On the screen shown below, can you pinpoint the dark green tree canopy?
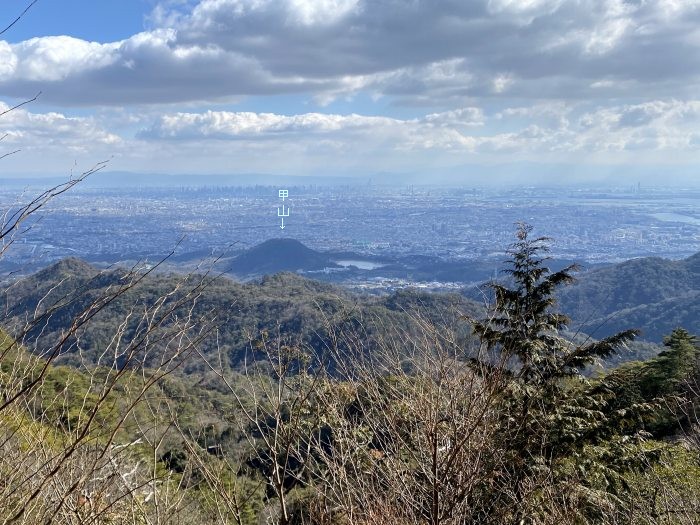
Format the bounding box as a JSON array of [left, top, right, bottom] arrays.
[[473, 223, 639, 386]]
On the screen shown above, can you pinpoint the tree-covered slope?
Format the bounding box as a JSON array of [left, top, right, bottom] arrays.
[[1, 249, 698, 524], [1, 258, 483, 376], [558, 252, 700, 341], [229, 238, 337, 275]]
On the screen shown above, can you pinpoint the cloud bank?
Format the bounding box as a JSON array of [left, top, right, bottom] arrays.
[[1, 0, 699, 180], [0, 0, 698, 106]]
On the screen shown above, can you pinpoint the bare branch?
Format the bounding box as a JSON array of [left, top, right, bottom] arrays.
[[0, 0, 40, 37], [0, 92, 41, 118]]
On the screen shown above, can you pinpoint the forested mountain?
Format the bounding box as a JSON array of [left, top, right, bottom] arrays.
[[3, 230, 700, 524], [7, 255, 675, 373], [559, 252, 700, 341], [228, 238, 338, 275], [4, 255, 680, 376], [1, 258, 482, 377], [3, 222, 700, 525]]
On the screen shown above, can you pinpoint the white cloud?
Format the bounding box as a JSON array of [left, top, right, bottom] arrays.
[[2, 0, 700, 177], [583, 15, 632, 55], [0, 0, 698, 106], [5, 100, 700, 176], [0, 41, 18, 77], [0, 102, 120, 148], [0, 102, 121, 174], [139, 108, 484, 154], [12, 36, 120, 82], [141, 110, 397, 139], [422, 108, 485, 127], [136, 101, 700, 159], [286, 0, 361, 25]]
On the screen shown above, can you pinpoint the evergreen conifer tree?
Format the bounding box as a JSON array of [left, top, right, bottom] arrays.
[[471, 224, 642, 522]]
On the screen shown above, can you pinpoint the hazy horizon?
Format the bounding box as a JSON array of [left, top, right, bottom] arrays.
[[1, 167, 699, 190]]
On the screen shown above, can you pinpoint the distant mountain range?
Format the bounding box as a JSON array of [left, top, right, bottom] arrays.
[[2, 239, 697, 358], [0, 172, 363, 189], [1, 257, 484, 376], [559, 253, 700, 343], [226, 238, 518, 284], [219, 238, 700, 343], [4, 167, 700, 189]]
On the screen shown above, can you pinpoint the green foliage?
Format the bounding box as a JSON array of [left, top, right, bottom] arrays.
[[558, 253, 700, 343], [3, 244, 700, 523], [643, 328, 699, 397], [597, 328, 700, 436], [471, 224, 648, 522], [2, 260, 481, 381], [617, 441, 700, 523], [473, 224, 638, 385]]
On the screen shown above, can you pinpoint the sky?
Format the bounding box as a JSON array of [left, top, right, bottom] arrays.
[[1, 0, 699, 184]]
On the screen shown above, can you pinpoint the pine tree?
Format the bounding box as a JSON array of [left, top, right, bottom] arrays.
[[473, 223, 638, 386], [642, 328, 699, 398], [471, 223, 642, 522], [598, 328, 700, 436]]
